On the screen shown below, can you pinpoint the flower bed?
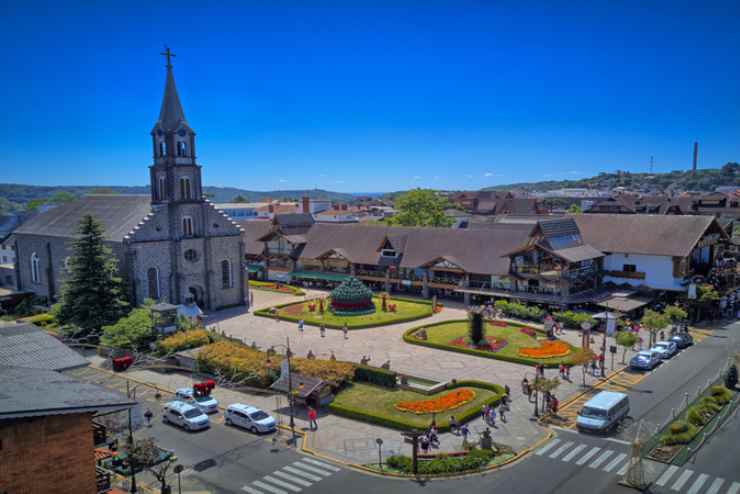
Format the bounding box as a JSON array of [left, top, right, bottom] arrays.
[[518, 340, 571, 359], [157, 329, 212, 354], [519, 327, 537, 337], [248, 280, 305, 296], [449, 336, 508, 353], [395, 389, 476, 414]]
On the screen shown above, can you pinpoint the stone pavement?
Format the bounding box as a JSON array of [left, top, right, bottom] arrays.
[[102, 289, 653, 466]]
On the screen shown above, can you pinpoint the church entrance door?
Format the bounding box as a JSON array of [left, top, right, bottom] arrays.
[[188, 285, 205, 308]]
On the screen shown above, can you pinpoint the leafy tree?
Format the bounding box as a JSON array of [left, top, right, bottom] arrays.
[[616, 331, 638, 363], [569, 349, 595, 387], [641, 309, 669, 347], [663, 305, 687, 323], [57, 215, 129, 340], [567, 203, 582, 214], [25, 198, 48, 212], [100, 300, 155, 350], [49, 191, 76, 204], [232, 195, 248, 203], [388, 189, 453, 227], [469, 310, 485, 346]]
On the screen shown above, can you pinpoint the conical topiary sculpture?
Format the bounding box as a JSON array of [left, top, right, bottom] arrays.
[[330, 277, 374, 314]]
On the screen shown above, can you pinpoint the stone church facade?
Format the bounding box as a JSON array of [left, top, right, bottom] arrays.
[[12, 55, 246, 311]]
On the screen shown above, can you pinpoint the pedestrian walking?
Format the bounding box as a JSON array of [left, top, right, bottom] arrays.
[[420, 434, 430, 454], [249, 291, 254, 308], [500, 401, 509, 423], [428, 425, 439, 447], [460, 424, 470, 443], [343, 323, 348, 339], [307, 406, 318, 430], [144, 408, 153, 427], [449, 415, 459, 435], [488, 406, 496, 427], [298, 320, 304, 333], [566, 364, 571, 380], [320, 324, 326, 337], [551, 396, 559, 416], [591, 359, 598, 377], [504, 384, 511, 398], [558, 363, 565, 378], [482, 404, 490, 424]]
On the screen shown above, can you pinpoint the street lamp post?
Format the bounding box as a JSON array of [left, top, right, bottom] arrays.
[[268, 337, 298, 445], [126, 380, 138, 493], [376, 438, 384, 471], [173, 465, 184, 494]]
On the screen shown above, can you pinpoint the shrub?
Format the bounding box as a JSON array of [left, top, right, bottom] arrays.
[[669, 421, 689, 434], [157, 329, 212, 354], [354, 365, 397, 389], [553, 311, 595, 329], [493, 301, 543, 322], [22, 312, 55, 327], [661, 422, 697, 446], [385, 449, 495, 475], [710, 385, 732, 404]]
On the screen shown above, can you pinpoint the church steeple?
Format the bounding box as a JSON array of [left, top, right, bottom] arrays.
[[150, 47, 202, 205]]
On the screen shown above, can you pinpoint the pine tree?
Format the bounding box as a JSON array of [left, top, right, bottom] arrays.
[[469, 310, 485, 346], [57, 215, 129, 339]]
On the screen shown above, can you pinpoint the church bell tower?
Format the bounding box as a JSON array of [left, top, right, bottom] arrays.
[[150, 47, 203, 205]]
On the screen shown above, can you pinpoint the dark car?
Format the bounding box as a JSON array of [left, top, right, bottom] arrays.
[[670, 333, 693, 349]]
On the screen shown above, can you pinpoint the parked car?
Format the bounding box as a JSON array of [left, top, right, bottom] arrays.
[[670, 332, 693, 349], [162, 401, 210, 431], [175, 388, 219, 414], [651, 340, 678, 359], [224, 403, 277, 433], [576, 391, 630, 433], [630, 350, 661, 371]]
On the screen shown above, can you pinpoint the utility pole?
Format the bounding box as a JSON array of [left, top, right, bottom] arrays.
[[126, 381, 138, 493], [287, 336, 295, 444]]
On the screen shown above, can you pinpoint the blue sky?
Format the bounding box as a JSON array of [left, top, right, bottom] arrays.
[[2, 1, 739, 192]]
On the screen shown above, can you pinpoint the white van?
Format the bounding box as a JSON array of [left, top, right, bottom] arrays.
[[225, 403, 276, 433], [576, 391, 629, 433]]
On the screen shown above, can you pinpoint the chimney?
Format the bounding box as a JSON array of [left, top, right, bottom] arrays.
[[302, 196, 310, 214], [692, 142, 698, 174]]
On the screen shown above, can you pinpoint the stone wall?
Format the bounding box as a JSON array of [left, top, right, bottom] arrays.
[[0, 413, 96, 494]]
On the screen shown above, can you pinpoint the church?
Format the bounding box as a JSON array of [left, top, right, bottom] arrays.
[[12, 51, 247, 310]]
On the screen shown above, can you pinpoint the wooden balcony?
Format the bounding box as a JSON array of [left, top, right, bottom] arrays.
[[604, 270, 646, 280]]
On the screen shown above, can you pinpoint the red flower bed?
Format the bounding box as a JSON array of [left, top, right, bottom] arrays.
[[449, 336, 508, 353], [519, 327, 537, 337], [396, 388, 476, 414], [490, 320, 509, 327], [518, 340, 571, 358]]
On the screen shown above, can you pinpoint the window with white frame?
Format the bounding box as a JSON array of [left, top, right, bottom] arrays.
[[221, 259, 233, 289], [182, 216, 194, 237], [30, 252, 40, 284]]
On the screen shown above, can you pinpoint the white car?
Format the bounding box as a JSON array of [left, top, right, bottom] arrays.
[[175, 388, 219, 414], [225, 403, 277, 433], [162, 401, 210, 431]]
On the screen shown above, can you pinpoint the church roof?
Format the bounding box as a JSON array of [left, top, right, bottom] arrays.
[[156, 65, 187, 132], [13, 195, 151, 242]]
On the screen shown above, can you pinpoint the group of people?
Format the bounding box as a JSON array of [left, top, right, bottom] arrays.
[[419, 424, 441, 453]]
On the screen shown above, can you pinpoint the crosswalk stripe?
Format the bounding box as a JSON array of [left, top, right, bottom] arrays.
[[728, 481, 740, 494], [602, 453, 627, 473], [617, 460, 630, 476], [687, 474, 709, 494], [536, 438, 561, 456], [272, 471, 312, 487], [242, 486, 265, 494], [589, 450, 613, 469], [561, 444, 587, 462], [253, 480, 289, 494], [656, 465, 680, 486], [705, 477, 724, 494], [262, 476, 302, 493], [671, 470, 694, 491], [293, 461, 333, 477], [549, 441, 574, 459], [575, 447, 601, 466], [282, 466, 323, 482], [301, 458, 342, 472]]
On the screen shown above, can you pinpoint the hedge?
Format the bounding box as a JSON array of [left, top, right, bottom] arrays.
[[552, 310, 595, 329], [494, 300, 544, 322], [386, 448, 494, 475], [402, 320, 567, 368], [328, 380, 505, 433], [157, 329, 212, 354], [254, 297, 433, 329], [249, 280, 305, 296], [21, 313, 55, 328], [354, 365, 398, 389]]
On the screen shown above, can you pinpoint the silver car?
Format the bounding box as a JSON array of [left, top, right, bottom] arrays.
[[651, 340, 678, 359], [630, 350, 661, 370]]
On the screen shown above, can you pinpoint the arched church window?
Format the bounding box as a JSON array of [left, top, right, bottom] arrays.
[[182, 216, 194, 237], [177, 141, 187, 157], [179, 177, 192, 200], [159, 141, 165, 157], [221, 260, 233, 289], [147, 267, 160, 300], [30, 252, 40, 284]]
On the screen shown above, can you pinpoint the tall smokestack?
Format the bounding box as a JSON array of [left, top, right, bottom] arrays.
[[692, 142, 698, 174]]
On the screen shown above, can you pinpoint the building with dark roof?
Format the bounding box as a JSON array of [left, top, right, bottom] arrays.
[[11, 54, 246, 311], [0, 365, 136, 493], [0, 322, 89, 371]]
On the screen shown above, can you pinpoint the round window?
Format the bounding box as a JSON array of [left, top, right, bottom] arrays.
[[184, 249, 199, 262]]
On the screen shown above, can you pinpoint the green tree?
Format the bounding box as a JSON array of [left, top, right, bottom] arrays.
[[232, 195, 248, 203], [663, 305, 688, 330], [57, 215, 129, 340], [469, 310, 485, 346], [616, 331, 638, 363], [641, 309, 669, 347], [49, 191, 76, 204], [567, 203, 582, 214], [25, 198, 47, 212], [100, 300, 155, 350], [388, 189, 453, 227]]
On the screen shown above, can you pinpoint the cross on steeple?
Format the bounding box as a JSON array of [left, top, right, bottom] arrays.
[[161, 46, 176, 69]]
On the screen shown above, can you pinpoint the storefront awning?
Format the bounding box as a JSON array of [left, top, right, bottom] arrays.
[[595, 294, 652, 313], [289, 271, 352, 282], [246, 264, 264, 274]]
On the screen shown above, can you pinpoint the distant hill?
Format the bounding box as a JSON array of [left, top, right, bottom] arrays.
[[483, 164, 740, 193], [0, 183, 356, 211]]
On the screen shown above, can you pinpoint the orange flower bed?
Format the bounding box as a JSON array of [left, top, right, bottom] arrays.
[[518, 340, 571, 359], [395, 388, 476, 414]]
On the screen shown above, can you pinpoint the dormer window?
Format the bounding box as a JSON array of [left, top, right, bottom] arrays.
[[179, 177, 192, 200], [381, 249, 397, 258]]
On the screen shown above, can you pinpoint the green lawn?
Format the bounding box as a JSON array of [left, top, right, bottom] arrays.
[[255, 296, 433, 329], [329, 381, 504, 431], [404, 320, 580, 367]]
